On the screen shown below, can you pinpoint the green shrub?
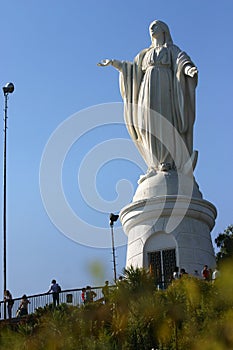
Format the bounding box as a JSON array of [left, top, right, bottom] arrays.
[[0, 262, 233, 349]]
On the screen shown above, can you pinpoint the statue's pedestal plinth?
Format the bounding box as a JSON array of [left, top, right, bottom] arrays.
[[120, 171, 217, 277]]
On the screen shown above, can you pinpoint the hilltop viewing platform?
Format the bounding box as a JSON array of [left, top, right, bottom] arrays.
[[0, 286, 105, 321]]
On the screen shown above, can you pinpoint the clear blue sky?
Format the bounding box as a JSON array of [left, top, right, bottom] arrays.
[[0, 0, 232, 297]]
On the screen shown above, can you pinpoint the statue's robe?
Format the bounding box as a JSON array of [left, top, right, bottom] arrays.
[[119, 44, 197, 171]]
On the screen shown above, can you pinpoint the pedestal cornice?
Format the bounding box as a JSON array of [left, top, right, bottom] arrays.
[[120, 195, 217, 234]]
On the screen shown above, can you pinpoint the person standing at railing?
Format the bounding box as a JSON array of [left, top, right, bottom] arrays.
[[48, 279, 61, 307], [17, 294, 30, 317], [201, 265, 211, 281], [85, 286, 97, 303], [4, 290, 14, 319], [81, 287, 86, 304], [102, 281, 110, 304]]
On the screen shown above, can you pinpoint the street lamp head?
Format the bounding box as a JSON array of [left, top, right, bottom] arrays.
[[109, 213, 119, 226], [3, 82, 14, 95]]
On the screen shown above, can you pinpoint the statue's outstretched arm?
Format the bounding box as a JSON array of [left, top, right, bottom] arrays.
[[97, 59, 123, 72]]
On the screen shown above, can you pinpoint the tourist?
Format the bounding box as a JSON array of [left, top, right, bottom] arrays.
[[81, 287, 86, 304], [102, 281, 110, 304], [17, 295, 30, 317], [173, 266, 179, 280], [48, 279, 61, 307], [4, 290, 14, 319], [212, 268, 220, 281], [180, 268, 188, 277], [201, 265, 210, 281], [85, 286, 97, 303]]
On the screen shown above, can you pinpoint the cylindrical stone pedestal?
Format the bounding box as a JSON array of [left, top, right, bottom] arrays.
[[120, 171, 217, 281]]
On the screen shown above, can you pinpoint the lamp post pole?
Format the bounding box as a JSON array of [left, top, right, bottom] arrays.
[[110, 223, 117, 283], [109, 213, 119, 283], [2, 83, 14, 319]]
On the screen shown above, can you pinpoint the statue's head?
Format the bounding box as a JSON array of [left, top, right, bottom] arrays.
[[149, 20, 173, 45]]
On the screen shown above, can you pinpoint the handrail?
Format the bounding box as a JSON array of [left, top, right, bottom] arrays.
[[0, 285, 105, 320], [0, 281, 169, 320]]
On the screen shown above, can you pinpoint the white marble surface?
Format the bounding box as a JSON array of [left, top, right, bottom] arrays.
[[120, 195, 217, 273], [99, 20, 216, 275], [98, 20, 198, 173]]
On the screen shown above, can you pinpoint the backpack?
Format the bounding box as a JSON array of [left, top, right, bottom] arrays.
[[57, 285, 61, 293]]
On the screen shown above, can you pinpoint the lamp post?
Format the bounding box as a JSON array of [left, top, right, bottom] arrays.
[[2, 82, 14, 319], [109, 213, 119, 283]]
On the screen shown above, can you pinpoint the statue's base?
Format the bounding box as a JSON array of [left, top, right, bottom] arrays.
[[134, 169, 203, 201], [120, 171, 217, 279]]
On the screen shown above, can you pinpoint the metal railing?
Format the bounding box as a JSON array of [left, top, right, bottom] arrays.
[[0, 286, 104, 320]]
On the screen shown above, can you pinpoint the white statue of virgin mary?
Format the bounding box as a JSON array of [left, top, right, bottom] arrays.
[[98, 20, 198, 176]]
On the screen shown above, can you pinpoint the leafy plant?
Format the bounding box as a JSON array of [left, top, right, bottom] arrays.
[[0, 262, 233, 349], [215, 224, 233, 265]]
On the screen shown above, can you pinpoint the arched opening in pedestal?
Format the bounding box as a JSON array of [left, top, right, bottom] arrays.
[[144, 232, 178, 289]]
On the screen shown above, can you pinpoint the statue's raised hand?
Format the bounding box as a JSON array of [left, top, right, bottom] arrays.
[[97, 59, 112, 67], [184, 65, 198, 78]]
